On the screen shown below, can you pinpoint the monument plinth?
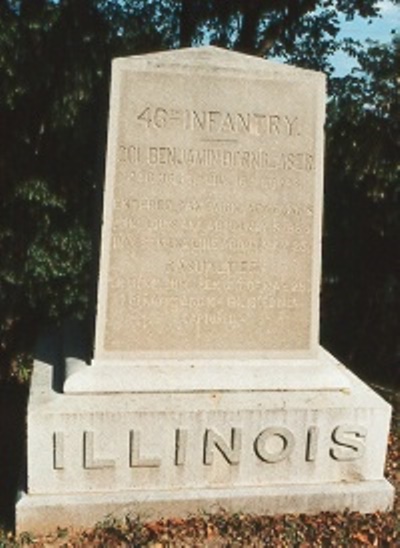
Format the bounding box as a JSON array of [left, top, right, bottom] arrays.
[[17, 47, 393, 533]]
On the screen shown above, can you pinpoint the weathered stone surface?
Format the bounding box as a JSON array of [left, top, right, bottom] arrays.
[[16, 340, 394, 533], [17, 482, 394, 535], [64, 347, 350, 393], [94, 47, 325, 361]]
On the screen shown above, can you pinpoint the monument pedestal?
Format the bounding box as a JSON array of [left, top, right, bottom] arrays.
[[64, 349, 351, 393], [16, 331, 394, 534], [17, 483, 394, 535]]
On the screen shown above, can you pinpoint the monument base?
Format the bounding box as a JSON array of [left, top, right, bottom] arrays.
[[64, 349, 351, 393], [16, 332, 394, 534], [17, 480, 393, 534]]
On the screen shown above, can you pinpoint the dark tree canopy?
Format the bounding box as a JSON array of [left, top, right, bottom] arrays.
[[323, 37, 399, 382], [0, 0, 398, 384]]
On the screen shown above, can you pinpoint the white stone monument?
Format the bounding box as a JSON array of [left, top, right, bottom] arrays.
[[16, 47, 394, 533]]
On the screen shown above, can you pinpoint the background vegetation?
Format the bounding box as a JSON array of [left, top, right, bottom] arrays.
[[0, 0, 398, 385]]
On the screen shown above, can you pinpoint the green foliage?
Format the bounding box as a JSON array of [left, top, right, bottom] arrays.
[[322, 37, 399, 381]]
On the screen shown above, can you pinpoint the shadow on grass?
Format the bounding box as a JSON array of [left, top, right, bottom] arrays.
[[0, 381, 28, 532]]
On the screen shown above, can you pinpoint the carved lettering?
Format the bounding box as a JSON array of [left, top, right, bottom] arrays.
[[144, 147, 313, 170], [121, 168, 305, 193], [174, 429, 188, 466], [330, 425, 367, 461], [119, 145, 141, 163], [83, 431, 115, 469], [129, 430, 161, 468], [305, 426, 319, 462], [51, 423, 368, 473], [136, 107, 300, 137], [53, 432, 64, 470], [100, 69, 319, 353], [204, 428, 242, 465], [254, 427, 295, 463]]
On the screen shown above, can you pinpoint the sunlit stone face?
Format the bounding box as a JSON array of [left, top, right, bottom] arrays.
[[95, 48, 325, 359]]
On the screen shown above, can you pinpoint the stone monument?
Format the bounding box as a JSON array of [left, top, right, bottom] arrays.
[[16, 47, 394, 533]]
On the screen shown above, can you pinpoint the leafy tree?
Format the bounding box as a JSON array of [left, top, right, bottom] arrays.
[[322, 36, 399, 384], [176, 0, 378, 54], [0, 0, 106, 373], [0, 0, 173, 378]]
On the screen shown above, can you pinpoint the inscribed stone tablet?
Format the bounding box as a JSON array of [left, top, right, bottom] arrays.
[[95, 47, 325, 359]]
